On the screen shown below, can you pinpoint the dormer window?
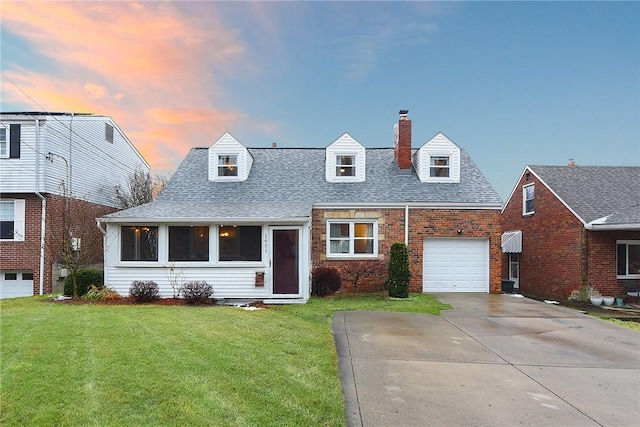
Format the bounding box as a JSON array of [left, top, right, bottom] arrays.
[[430, 156, 450, 177], [325, 133, 365, 182], [336, 155, 356, 177], [208, 132, 253, 182], [218, 155, 238, 177]]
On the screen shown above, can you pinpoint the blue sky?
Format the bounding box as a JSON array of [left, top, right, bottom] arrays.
[[1, 1, 638, 201]]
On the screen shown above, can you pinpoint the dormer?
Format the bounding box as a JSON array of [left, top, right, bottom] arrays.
[[208, 132, 253, 182], [412, 132, 461, 183], [325, 133, 365, 183]]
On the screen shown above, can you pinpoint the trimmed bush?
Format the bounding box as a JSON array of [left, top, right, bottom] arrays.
[[63, 268, 104, 297], [312, 267, 342, 297], [129, 281, 160, 303], [387, 242, 410, 298], [182, 281, 213, 305]]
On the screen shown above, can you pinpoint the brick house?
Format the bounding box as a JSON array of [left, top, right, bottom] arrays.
[[501, 165, 640, 301], [100, 111, 503, 302], [0, 112, 149, 298]]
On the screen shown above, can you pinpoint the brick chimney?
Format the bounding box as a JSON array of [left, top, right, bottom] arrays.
[[394, 110, 412, 170]]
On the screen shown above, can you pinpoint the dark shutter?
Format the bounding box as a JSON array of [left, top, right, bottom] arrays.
[[9, 124, 20, 158]]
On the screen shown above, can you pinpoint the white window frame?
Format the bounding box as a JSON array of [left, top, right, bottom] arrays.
[[617, 240, 640, 278], [326, 220, 378, 258], [0, 199, 25, 241], [523, 184, 535, 215], [335, 154, 356, 178], [119, 225, 159, 262], [217, 154, 239, 178], [0, 127, 7, 158], [429, 156, 450, 178]]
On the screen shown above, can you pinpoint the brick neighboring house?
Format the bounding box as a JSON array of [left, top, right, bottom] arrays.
[[501, 165, 640, 301], [0, 112, 149, 298], [99, 111, 503, 303]]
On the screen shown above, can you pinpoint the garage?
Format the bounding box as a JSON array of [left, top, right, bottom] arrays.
[[423, 239, 489, 292], [0, 271, 34, 299]]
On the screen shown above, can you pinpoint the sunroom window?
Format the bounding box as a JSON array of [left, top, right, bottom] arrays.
[[169, 226, 209, 261], [617, 241, 640, 277], [219, 225, 262, 261], [328, 221, 377, 257], [218, 155, 238, 177], [336, 155, 356, 177], [430, 156, 450, 177], [121, 226, 158, 261], [523, 184, 535, 215]]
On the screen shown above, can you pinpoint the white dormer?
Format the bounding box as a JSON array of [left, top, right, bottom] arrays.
[[208, 132, 253, 182], [325, 133, 365, 182], [412, 132, 460, 183]]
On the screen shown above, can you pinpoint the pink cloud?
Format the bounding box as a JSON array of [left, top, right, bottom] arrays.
[[0, 1, 274, 175]]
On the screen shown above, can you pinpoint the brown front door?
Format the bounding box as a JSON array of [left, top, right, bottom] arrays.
[[272, 229, 299, 295]]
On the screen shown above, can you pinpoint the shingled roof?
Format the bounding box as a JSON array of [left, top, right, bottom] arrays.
[[528, 165, 640, 227], [103, 146, 502, 221]]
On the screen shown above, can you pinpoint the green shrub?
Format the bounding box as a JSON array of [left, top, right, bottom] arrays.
[[129, 281, 160, 303], [182, 281, 213, 305], [312, 267, 342, 297], [63, 268, 104, 297], [387, 242, 410, 298]]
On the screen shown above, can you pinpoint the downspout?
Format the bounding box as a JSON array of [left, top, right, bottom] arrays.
[[35, 119, 46, 295], [404, 205, 409, 246]]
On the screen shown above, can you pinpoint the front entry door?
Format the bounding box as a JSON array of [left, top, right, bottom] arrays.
[[272, 229, 299, 295], [509, 254, 519, 289]]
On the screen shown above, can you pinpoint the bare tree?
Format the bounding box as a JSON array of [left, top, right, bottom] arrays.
[[114, 167, 158, 209]]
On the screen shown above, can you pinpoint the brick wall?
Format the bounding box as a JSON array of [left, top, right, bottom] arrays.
[[0, 193, 115, 295], [501, 171, 639, 301], [312, 207, 502, 293]]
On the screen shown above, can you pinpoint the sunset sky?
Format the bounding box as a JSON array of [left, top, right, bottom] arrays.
[[1, 1, 638, 200]]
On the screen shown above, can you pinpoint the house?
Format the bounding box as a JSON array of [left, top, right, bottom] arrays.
[[99, 111, 503, 303], [0, 112, 149, 298], [501, 164, 640, 301]]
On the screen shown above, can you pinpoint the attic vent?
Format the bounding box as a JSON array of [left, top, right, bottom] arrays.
[[105, 123, 114, 144]]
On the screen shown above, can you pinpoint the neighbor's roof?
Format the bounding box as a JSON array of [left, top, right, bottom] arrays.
[[529, 165, 640, 228], [103, 147, 502, 221]]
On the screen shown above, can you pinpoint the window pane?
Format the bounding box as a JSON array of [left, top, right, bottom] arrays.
[[330, 223, 350, 238], [5, 273, 17, 280], [0, 221, 14, 239], [330, 239, 350, 254], [430, 157, 450, 177], [121, 226, 158, 261], [22, 272, 34, 280], [617, 244, 626, 275], [0, 128, 6, 156], [354, 223, 372, 238], [219, 226, 261, 261], [0, 201, 14, 221], [336, 156, 356, 177], [218, 155, 238, 176], [169, 226, 209, 261], [354, 239, 373, 254], [629, 244, 640, 275]]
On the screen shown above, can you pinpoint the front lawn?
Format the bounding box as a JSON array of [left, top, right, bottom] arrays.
[[1, 293, 450, 426]]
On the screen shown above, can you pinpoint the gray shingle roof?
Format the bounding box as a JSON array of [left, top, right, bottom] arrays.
[[530, 166, 640, 225], [104, 147, 502, 221]]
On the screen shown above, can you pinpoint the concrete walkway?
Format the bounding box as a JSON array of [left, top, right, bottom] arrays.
[[332, 293, 640, 427]]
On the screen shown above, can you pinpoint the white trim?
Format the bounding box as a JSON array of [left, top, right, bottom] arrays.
[[616, 240, 640, 278], [314, 202, 502, 209], [522, 183, 535, 216], [326, 219, 378, 258]]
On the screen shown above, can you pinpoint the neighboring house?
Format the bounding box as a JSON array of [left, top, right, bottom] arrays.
[[0, 112, 149, 298], [100, 111, 503, 303], [501, 165, 640, 301]]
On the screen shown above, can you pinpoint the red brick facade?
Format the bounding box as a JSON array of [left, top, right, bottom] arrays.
[[502, 172, 639, 300], [0, 193, 114, 295], [312, 207, 502, 293]]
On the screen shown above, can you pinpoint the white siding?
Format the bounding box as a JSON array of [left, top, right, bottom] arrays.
[[0, 114, 148, 208], [325, 133, 366, 182], [0, 119, 38, 193], [413, 132, 461, 183], [208, 132, 253, 181]]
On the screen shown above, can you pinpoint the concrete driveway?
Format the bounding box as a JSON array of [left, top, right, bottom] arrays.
[[332, 293, 640, 427]]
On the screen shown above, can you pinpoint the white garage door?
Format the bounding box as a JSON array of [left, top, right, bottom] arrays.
[[423, 239, 489, 293], [0, 271, 34, 299]]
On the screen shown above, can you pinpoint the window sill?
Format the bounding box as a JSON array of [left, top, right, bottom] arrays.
[[326, 255, 379, 260], [522, 212, 535, 217], [617, 275, 640, 280]]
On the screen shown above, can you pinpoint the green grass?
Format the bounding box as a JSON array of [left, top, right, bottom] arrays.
[[0, 293, 450, 426], [591, 314, 640, 331]]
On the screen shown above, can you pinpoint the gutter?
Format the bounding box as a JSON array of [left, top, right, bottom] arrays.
[[34, 119, 46, 296], [404, 205, 409, 245]]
